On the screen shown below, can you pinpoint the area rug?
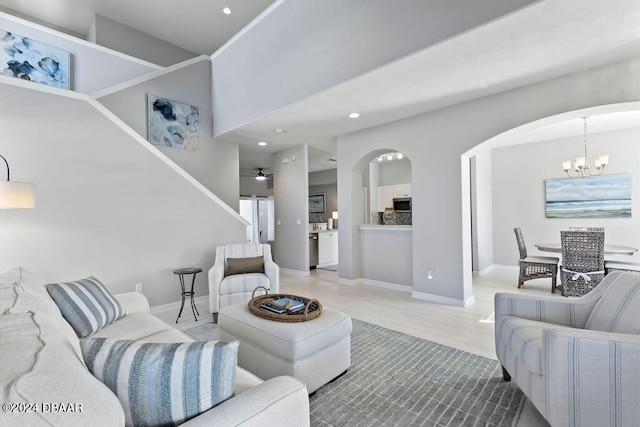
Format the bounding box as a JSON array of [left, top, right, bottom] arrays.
[[184, 319, 525, 426]]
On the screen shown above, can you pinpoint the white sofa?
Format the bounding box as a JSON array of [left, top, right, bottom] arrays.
[[0, 268, 309, 426], [209, 243, 279, 322], [495, 271, 640, 427]]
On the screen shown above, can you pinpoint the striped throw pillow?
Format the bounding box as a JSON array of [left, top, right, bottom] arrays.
[[46, 276, 124, 337], [81, 338, 238, 427]]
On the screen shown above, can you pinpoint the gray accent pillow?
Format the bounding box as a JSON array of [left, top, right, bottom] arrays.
[[226, 256, 264, 276], [46, 276, 124, 338], [81, 338, 238, 427]]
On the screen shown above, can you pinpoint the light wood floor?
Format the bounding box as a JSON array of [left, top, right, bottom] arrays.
[[283, 267, 561, 360], [155, 266, 554, 426]]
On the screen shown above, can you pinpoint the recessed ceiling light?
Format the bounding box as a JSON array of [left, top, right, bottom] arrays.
[[377, 156, 383, 162], [348, 112, 360, 119], [258, 141, 267, 146], [274, 128, 285, 133], [397, 153, 403, 159], [222, 7, 231, 14], [387, 154, 393, 161]]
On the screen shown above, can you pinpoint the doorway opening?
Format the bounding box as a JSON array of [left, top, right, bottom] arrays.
[[239, 195, 274, 244]]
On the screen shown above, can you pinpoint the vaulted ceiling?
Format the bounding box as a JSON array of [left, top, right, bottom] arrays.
[[1, 0, 638, 175]]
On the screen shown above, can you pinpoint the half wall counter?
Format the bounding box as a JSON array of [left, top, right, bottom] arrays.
[[358, 225, 413, 287]]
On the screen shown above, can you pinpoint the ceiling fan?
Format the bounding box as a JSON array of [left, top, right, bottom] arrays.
[[252, 168, 273, 181]]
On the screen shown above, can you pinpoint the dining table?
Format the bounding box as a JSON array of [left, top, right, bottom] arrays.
[[534, 242, 638, 256]]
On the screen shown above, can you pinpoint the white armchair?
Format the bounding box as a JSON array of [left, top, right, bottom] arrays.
[[209, 243, 279, 322], [495, 271, 640, 426]]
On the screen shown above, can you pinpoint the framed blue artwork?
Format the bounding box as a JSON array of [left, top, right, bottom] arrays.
[[309, 194, 325, 214], [1, 30, 70, 89], [147, 94, 199, 151], [545, 173, 631, 218]]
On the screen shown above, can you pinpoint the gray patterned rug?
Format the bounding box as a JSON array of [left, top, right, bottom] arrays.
[[184, 319, 524, 427]]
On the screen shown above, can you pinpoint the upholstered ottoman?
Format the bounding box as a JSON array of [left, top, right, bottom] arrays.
[[218, 302, 352, 393]]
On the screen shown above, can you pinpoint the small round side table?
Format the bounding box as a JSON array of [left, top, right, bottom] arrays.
[[173, 267, 202, 323]]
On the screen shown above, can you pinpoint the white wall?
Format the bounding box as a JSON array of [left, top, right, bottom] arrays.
[[273, 145, 309, 273], [211, 0, 536, 135], [309, 183, 337, 224], [360, 229, 413, 286], [309, 169, 337, 185], [0, 11, 162, 94], [471, 151, 494, 273], [379, 158, 412, 186], [0, 82, 246, 307], [240, 176, 273, 197], [96, 57, 240, 211], [89, 15, 197, 67], [338, 58, 639, 306], [492, 127, 640, 266]]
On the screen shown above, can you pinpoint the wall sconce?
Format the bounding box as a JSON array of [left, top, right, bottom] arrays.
[[0, 154, 36, 209]]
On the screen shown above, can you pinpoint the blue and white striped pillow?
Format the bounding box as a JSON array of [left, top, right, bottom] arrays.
[[81, 338, 238, 427], [46, 276, 124, 337]]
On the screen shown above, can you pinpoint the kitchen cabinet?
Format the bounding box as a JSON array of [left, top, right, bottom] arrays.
[[318, 231, 338, 267], [377, 184, 412, 211]]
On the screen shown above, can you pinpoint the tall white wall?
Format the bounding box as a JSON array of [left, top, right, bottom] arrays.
[[471, 151, 494, 273], [211, 0, 536, 135], [492, 127, 640, 266], [96, 57, 240, 210], [273, 145, 309, 273], [338, 58, 639, 305], [0, 82, 246, 307], [89, 15, 197, 67]]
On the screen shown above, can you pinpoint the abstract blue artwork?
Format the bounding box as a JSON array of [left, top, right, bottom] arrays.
[[545, 174, 631, 218], [147, 94, 199, 151], [1, 30, 69, 89]]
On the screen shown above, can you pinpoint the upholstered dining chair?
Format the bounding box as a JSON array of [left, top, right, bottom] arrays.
[[560, 230, 605, 296], [208, 243, 279, 323], [514, 228, 559, 293]]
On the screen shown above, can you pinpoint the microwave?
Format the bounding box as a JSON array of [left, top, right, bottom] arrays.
[[393, 197, 412, 212]]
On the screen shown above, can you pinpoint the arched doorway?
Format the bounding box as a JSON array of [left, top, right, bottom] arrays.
[[462, 102, 640, 296]]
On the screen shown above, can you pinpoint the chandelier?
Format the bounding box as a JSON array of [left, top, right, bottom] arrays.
[[562, 117, 608, 178]]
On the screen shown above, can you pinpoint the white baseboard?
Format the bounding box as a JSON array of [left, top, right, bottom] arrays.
[[280, 268, 310, 277], [411, 291, 475, 307], [337, 277, 413, 293], [478, 265, 496, 276], [491, 264, 519, 272], [150, 295, 209, 315]]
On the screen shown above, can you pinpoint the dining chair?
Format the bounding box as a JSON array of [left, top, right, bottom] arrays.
[[560, 230, 605, 296], [514, 228, 559, 293], [569, 227, 604, 232]]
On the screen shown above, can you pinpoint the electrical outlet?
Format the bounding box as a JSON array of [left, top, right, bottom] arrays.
[[135, 283, 143, 293], [426, 267, 434, 279]]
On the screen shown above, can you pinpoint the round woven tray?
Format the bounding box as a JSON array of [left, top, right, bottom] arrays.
[[248, 286, 322, 322]]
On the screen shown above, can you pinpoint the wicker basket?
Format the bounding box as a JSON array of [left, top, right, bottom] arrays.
[[248, 286, 322, 322]]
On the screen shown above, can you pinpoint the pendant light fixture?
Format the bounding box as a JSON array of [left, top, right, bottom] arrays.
[[562, 117, 609, 178]]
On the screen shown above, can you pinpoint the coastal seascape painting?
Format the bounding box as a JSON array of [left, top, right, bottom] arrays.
[[545, 174, 631, 218], [147, 94, 199, 150], [1, 30, 70, 89]]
